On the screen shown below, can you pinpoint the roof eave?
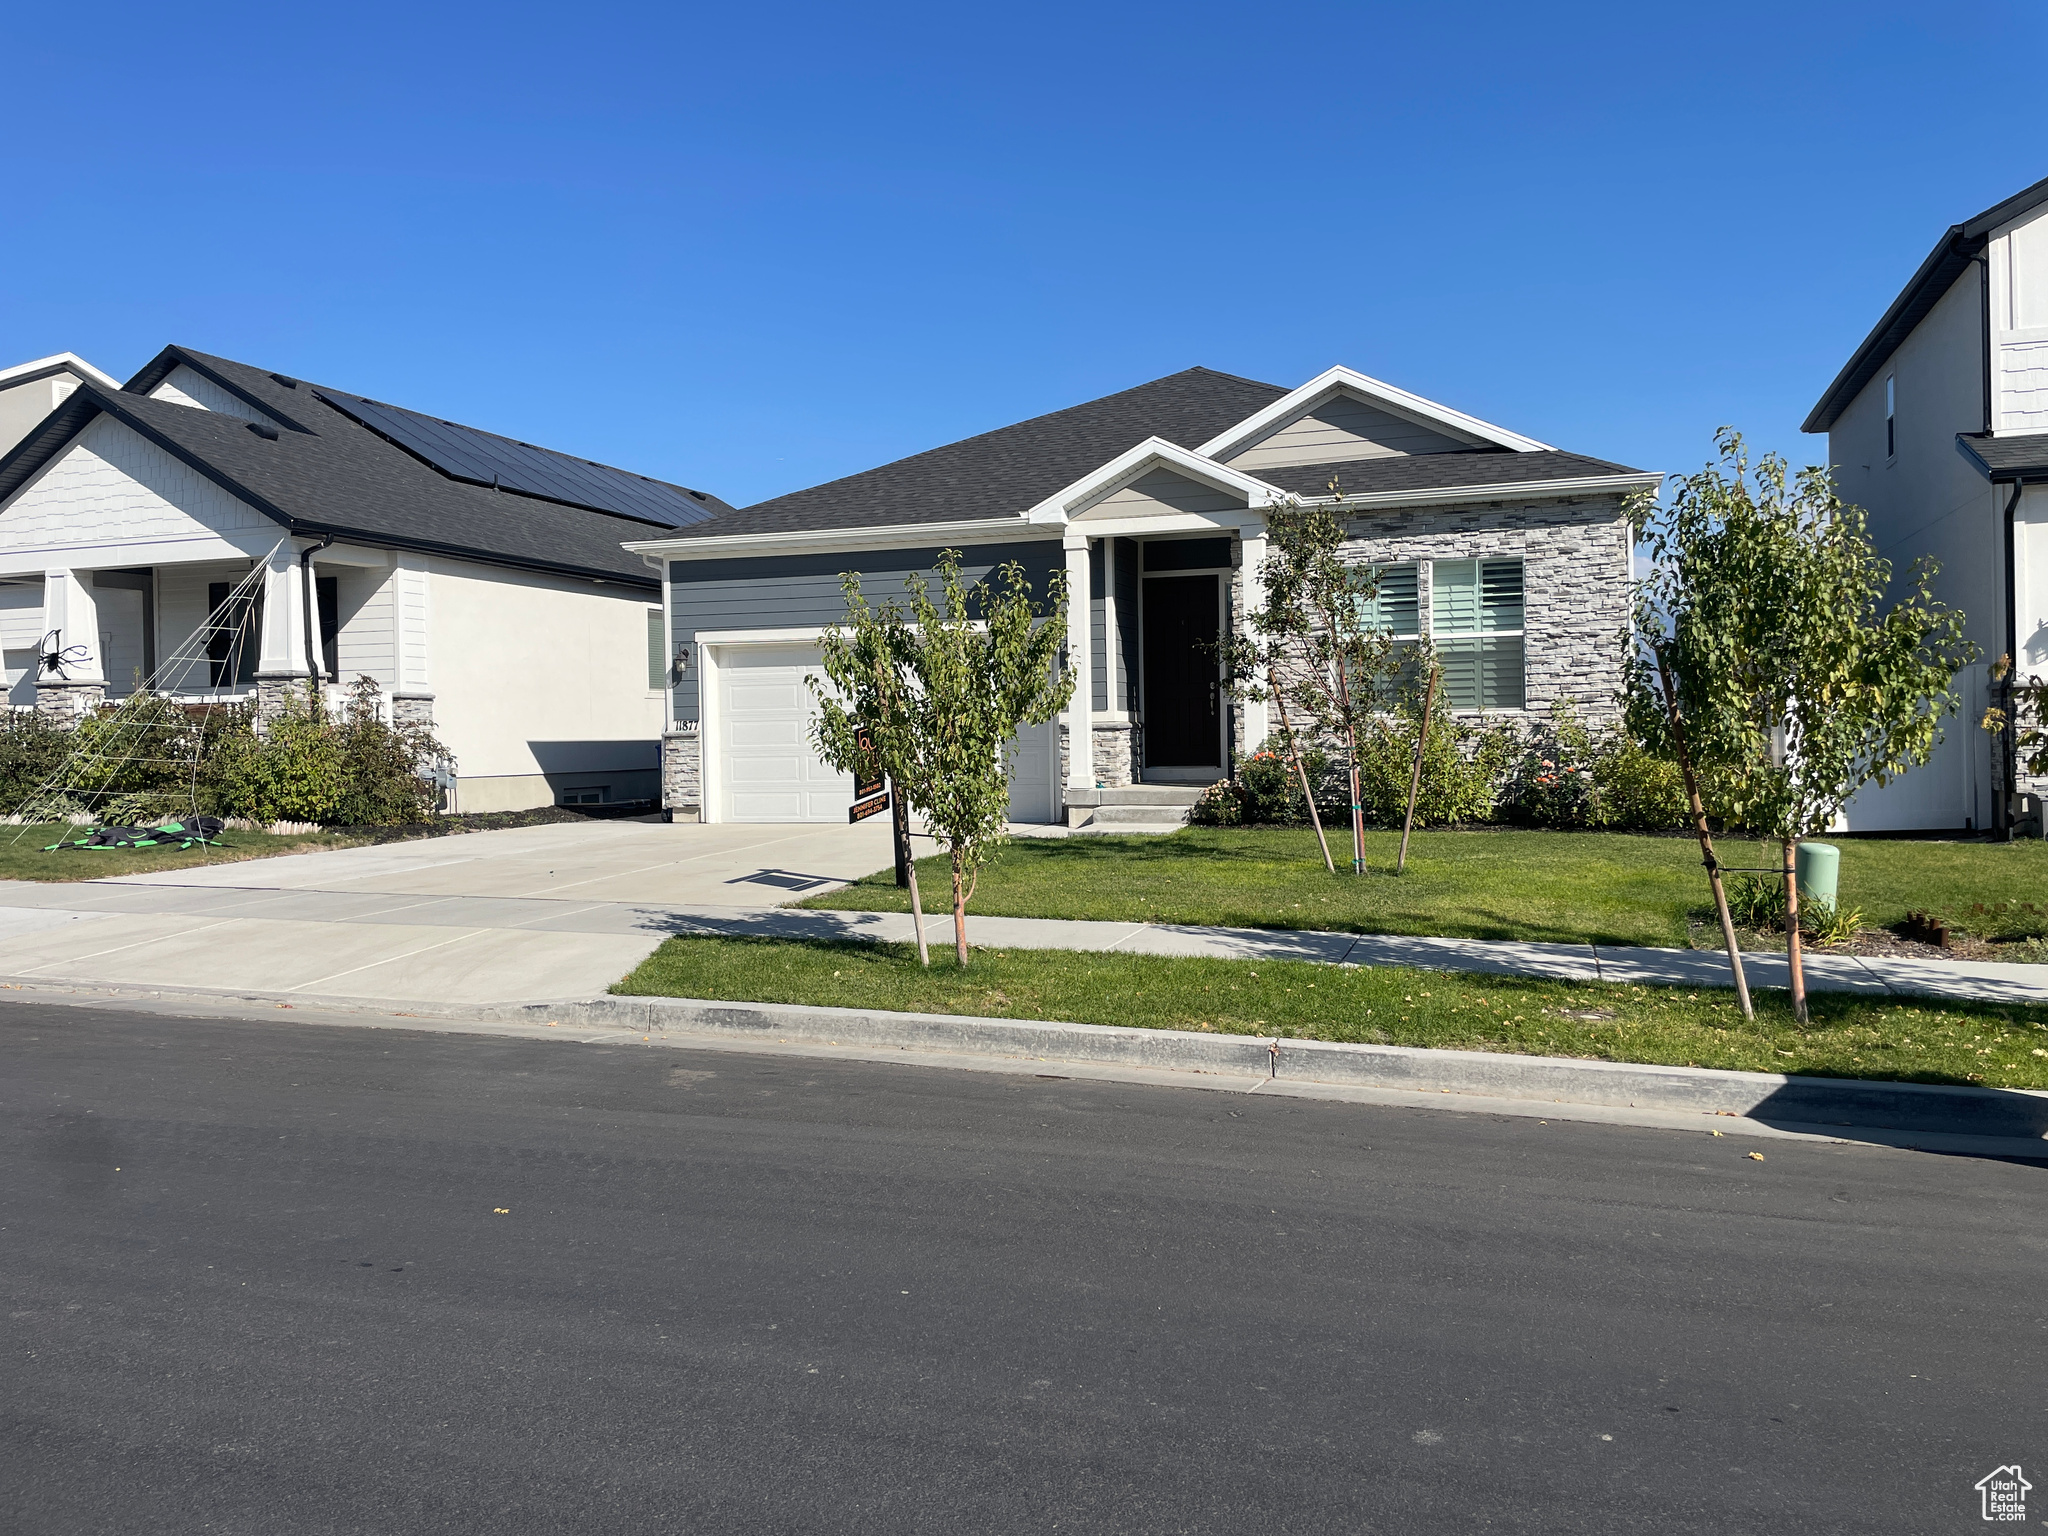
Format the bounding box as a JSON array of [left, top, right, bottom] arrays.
[[625, 515, 1050, 563], [1299, 471, 1662, 512], [1805, 173, 2048, 436]]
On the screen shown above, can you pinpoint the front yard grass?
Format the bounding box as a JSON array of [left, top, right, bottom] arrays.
[[800, 827, 2048, 951], [0, 823, 367, 882], [615, 934, 2048, 1090]]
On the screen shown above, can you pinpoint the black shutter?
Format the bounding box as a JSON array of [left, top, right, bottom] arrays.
[[317, 577, 339, 681], [207, 583, 232, 686]]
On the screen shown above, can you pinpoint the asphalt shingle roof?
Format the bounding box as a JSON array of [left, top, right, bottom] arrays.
[[1957, 431, 2048, 479], [1255, 449, 1646, 499], [0, 346, 736, 587], [662, 367, 1289, 541]]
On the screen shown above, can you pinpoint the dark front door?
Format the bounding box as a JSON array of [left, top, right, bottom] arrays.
[[1141, 574, 1220, 771]]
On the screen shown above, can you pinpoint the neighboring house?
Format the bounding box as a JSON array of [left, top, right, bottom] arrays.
[[0, 345, 734, 811], [626, 365, 1656, 827], [1803, 172, 2048, 833], [0, 354, 122, 457]]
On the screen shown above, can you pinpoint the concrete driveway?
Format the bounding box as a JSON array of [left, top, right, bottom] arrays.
[[0, 817, 899, 1005]]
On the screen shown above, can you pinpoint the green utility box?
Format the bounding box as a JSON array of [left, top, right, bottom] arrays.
[[1795, 842, 1840, 908]]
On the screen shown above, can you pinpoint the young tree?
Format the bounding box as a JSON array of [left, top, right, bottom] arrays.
[[810, 550, 1072, 967], [1236, 499, 1417, 872], [1625, 431, 1974, 1022], [1223, 508, 1336, 873]]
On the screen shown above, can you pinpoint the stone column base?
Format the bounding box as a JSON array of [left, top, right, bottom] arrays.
[[33, 681, 105, 723], [1090, 720, 1137, 787], [391, 692, 435, 728], [253, 673, 319, 726], [663, 724, 702, 818]]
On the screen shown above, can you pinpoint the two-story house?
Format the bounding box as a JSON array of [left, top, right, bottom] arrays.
[[1804, 173, 2048, 834]]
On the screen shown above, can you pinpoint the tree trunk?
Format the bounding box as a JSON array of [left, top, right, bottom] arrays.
[[1269, 663, 1334, 874], [1654, 655, 1752, 1020], [949, 844, 970, 968], [905, 850, 930, 967], [1349, 761, 1366, 875], [1782, 836, 1808, 1025], [1397, 667, 1437, 874]]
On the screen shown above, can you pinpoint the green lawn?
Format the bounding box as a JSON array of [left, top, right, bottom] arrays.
[[0, 823, 366, 882], [616, 935, 2048, 1090], [800, 827, 2048, 949]]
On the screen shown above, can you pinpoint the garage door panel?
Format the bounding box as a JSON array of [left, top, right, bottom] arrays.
[[715, 641, 1060, 826], [718, 646, 849, 823], [728, 680, 808, 713], [728, 718, 809, 748]]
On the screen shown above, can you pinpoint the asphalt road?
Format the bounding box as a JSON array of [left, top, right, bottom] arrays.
[[4, 1004, 2041, 1534]]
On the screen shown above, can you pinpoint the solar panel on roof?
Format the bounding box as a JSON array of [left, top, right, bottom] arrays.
[[314, 389, 722, 529]]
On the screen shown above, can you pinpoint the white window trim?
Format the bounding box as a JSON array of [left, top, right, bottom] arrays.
[[1428, 557, 1526, 711]]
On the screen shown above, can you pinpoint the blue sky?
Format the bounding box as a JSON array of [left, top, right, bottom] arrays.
[[5, 1, 2044, 508]]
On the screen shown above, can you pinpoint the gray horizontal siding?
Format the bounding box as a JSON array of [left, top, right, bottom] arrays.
[[1225, 393, 1473, 469], [667, 539, 1061, 722], [1083, 466, 1246, 518]]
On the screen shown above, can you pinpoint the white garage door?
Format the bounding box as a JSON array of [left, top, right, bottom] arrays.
[[717, 644, 850, 823], [713, 640, 1062, 825]]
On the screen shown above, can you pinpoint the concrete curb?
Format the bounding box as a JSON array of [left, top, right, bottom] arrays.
[[527, 994, 2048, 1141], [7, 974, 2044, 1144]]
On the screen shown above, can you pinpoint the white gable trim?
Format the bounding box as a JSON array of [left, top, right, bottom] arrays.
[[1196, 365, 1552, 461], [1024, 437, 1284, 526], [0, 353, 121, 392]]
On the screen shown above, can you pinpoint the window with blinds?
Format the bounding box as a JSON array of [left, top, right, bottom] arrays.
[[1354, 563, 1420, 638], [1430, 557, 1525, 710]]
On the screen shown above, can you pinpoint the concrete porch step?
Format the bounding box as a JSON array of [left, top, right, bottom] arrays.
[[1071, 785, 1208, 807], [1087, 803, 1196, 826]]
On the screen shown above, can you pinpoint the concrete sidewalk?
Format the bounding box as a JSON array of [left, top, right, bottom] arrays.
[[663, 904, 2048, 1005]]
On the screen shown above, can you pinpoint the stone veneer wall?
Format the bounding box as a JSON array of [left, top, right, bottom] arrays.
[[32, 681, 104, 722], [663, 725, 701, 820], [1334, 495, 1633, 724], [1090, 721, 1136, 787]]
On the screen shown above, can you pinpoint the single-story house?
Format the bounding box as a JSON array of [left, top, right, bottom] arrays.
[[0, 345, 733, 811], [625, 365, 1658, 827]]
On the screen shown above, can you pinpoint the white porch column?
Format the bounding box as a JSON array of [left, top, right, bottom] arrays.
[[1239, 528, 1269, 750], [1064, 533, 1093, 792], [255, 540, 312, 678], [254, 540, 312, 722], [389, 551, 434, 726], [40, 569, 104, 684]]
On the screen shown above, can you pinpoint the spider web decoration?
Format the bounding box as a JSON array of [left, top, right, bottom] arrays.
[[6, 541, 289, 842]]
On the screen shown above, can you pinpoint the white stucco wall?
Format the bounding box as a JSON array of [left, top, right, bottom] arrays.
[[426, 555, 663, 809]]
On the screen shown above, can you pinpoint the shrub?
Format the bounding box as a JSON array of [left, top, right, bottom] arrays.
[[1500, 699, 1687, 832], [197, 678, 446, 827], [332, 677, 443, 825], [0, 711, 77, 813], [1352, 700, 1516, 826]]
